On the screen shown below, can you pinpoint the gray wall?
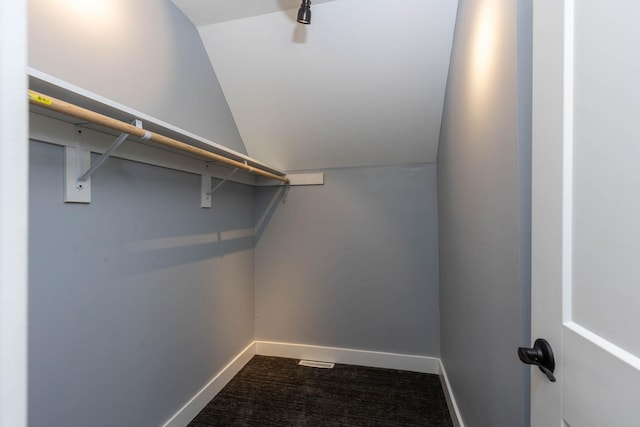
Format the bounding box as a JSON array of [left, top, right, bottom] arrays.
[[437, 0, 532, 426], [29, 141, 255, 426], [27, 3, 255, 424], [28, 0, 246, 153], [254, 164, 440, 356]]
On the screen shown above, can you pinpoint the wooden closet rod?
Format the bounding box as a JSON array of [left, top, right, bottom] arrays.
[[28, 90, 289, 184]]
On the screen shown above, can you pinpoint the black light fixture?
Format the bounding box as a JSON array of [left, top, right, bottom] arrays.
[[297, 0, 311, 24]]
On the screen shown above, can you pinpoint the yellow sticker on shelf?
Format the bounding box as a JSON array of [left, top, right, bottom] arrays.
[[29, 93, 52, 106]]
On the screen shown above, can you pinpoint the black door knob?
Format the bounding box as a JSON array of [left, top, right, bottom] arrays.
[[518, 338, 556, 382]]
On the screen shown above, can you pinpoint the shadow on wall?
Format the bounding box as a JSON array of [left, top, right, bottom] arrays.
[[29, 141, 257, 281], [255, 186, 289, 242], [114, 235, 255, 279]]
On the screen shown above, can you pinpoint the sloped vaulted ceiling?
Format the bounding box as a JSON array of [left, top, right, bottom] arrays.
[[172, 0, 458, 171]]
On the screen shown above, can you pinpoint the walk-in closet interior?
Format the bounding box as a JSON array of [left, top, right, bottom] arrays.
[[3, 0, 533, 426]]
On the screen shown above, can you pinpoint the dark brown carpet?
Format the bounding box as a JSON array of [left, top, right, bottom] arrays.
[[188, 355, 453, 427]]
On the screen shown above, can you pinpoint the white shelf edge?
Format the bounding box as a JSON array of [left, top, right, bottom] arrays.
[[29, 112, 258, 188], [27, 67, 286, 178]]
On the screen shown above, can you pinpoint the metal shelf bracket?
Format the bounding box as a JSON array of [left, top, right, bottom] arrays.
[[200, 166, 240, 209], [210, 167, 239, 196], [77, 119, 148, 184], [64, 119, 148, 203]]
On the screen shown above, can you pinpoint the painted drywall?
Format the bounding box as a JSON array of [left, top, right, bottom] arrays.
[[28, 0, 246, 153], [197, 0, 458, 170], [28, 141, 255, 427], [437, 0, 532, 426], [254, 164, 440, 356]]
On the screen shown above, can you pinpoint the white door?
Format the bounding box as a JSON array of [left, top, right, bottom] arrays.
[[531, 0, 640, 426]]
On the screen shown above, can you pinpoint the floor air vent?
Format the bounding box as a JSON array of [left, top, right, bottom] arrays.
[[298, 360, 335, 369]]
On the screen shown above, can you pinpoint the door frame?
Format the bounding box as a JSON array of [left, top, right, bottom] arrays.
[[0, 1, 29, 426], [531, 0, 568, 425]]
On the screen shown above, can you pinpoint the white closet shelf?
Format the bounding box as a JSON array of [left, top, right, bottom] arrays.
[[27, 68, 288, 184]]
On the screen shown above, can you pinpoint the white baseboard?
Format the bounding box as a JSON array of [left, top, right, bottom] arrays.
[[163, 341, 461, 427], [254, 340, 440, 374], [438, 360, 465, 427], [162, 341, 256, 427]]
